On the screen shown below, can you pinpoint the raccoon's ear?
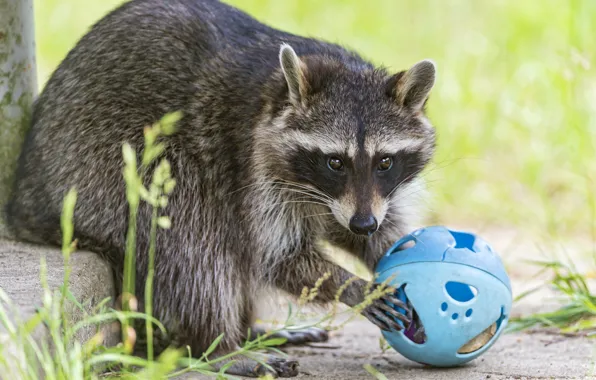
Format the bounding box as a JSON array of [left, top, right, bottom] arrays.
[[279, 43, 309, 107], [387, 59, 436, 114]]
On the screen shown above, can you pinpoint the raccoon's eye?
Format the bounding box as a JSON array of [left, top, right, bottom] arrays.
[[327, 157, 344, 171], [378, 157, 393, 172]]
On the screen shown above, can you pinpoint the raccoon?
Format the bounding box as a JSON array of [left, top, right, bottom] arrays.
[[6, 0, 437, 377]]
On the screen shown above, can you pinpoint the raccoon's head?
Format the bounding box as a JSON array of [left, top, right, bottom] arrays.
[[256, 44, 436, 237]]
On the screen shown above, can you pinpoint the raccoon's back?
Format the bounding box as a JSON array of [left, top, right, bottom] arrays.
[[5, 0, 367, 244], [30, 0, 287, 134], [5, 0, 283, 242]]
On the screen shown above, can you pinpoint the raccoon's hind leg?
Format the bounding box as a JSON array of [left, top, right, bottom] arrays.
[[203, 317, 301, 377], [246, 326, 329, 346], [162, 269, 301, 378]]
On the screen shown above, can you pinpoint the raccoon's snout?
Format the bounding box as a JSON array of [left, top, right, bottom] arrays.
[[348, 214, 378, 236]]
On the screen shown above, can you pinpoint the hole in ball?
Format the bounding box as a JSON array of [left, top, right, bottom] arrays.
[[404, 308, 427, 344], [449, 230, 477, 251], [396, 238, 416, 251], [383, 285, 426, 344], [465, 309, 473, 317], [441, 302, 448, 312], [445, 281, 478, 303], [457, 306, 507, 354]]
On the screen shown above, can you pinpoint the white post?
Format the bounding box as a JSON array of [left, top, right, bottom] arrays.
[[0, 0, 37, 238]]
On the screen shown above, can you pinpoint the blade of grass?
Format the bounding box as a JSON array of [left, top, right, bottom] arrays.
[[363, 363, 388, 380], [509, 259, 596, 333]]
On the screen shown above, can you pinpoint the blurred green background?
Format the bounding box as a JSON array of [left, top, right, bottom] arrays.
[[34, 0, 595, 238]]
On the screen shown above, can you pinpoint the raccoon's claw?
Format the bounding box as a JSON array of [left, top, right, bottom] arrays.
[[264, 356, 300, 378], [363, 296, 411, 332], [385, 294, 409, 312], [376, 299, 411, 325]]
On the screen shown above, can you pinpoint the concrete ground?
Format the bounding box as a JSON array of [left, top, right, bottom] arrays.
[[277, 320, 594, 380], [1, 227, 595, 379], [180, 285, 595, 380]]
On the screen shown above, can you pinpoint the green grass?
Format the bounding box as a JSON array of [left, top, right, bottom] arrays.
[[509, 259, 596, 335], [34, 0, 596, 237]]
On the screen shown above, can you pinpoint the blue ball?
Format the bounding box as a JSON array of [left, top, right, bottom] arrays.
[[373, 226, 512, 367]]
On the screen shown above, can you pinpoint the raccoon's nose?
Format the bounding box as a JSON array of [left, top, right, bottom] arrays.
[[349, 214, 378, 236]]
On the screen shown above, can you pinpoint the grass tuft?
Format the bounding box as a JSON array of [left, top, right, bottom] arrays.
[[508, 259, 596, 336]]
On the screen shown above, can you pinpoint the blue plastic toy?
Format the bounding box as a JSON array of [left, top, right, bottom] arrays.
[[373, 226, 512, 367]]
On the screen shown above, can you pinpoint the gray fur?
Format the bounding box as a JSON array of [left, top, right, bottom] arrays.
[[6, 0, 437, 376]]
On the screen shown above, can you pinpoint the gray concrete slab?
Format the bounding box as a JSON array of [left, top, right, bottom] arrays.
[[0, 238, 118, 361]]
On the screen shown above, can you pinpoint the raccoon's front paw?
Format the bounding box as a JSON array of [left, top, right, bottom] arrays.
[[362, 293, 411, 332]]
